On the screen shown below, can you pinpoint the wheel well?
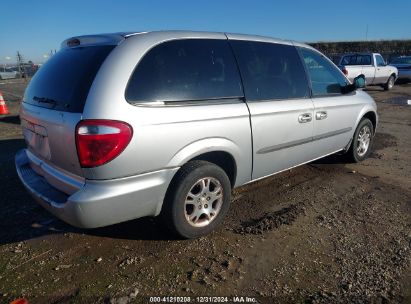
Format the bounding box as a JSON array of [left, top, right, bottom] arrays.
[[363, 111, 377, 133], [190, 151, 237, 188]]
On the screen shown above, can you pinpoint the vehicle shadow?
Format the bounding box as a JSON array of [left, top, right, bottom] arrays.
[[395, 79, 411, 85], [311, 153, 348, 165], [89, 217, 175, 241], [364, 87, 384, 92], [0, 115, 20, 125], [0, 138, 174, 246]]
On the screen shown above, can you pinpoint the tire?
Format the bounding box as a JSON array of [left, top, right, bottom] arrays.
[[162, 160, 231, 239], [384, 75, 395, 91], [346, 118, 374, 163]]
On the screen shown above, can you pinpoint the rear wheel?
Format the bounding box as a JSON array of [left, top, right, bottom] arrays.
[[346, 118, 374, 163], [384, 75, 395, 91], [162, 160, 231, 239]]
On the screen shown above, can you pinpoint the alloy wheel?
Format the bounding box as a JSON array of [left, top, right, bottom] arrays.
[[184, 177, 223, 227], [356, 125, 371, 157]]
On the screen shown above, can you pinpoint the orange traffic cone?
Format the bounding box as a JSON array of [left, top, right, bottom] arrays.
[[10, 298, 29, 304], [0, 91, 10, 115]]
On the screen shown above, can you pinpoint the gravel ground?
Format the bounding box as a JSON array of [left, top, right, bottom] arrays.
[[0, 79, 410, 303]]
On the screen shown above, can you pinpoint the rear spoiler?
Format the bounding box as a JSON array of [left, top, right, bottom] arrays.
[[60, 34, 125, 49], [60, 32, 148, 49]]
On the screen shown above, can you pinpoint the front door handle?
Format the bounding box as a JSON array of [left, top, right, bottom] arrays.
[[316, 111, 328, 120], [298, 113, 312, 123]]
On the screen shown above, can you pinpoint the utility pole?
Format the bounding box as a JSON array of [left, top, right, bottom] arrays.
[[16, 51, 25, 78]]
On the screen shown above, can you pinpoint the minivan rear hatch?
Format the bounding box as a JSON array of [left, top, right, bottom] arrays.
[[21, 38, 117, 179]]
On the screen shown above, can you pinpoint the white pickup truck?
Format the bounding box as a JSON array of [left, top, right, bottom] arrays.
[[338, 53, 398, 90]]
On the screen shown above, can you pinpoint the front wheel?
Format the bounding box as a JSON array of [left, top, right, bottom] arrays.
[[346, 118, 374, 163], [162, 160, 231, 239], [384, 75, 395, 91]]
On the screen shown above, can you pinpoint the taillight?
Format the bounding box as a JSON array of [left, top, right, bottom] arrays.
[[75, 120, 133, 168], [342, 68, 348, 75]]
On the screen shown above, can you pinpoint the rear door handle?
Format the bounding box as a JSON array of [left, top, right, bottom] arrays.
[[316, 111, 328, 120], [298, 113, 312, 123]]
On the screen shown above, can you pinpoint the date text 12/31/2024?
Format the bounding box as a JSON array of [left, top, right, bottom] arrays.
[[149, 296, 258, 303]]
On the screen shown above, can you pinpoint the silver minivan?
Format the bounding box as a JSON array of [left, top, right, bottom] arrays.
[[15, 31, 377, 238]]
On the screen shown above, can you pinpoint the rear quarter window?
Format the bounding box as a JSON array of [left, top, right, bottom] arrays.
[[125, 39, 243, 103], [24, 45, 114, 113]]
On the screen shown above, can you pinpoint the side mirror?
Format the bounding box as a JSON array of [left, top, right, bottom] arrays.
[[342, 76, 365, 94], [354, 76, 365, 89]]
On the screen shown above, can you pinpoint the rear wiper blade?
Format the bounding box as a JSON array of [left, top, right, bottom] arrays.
[[33, 96, 58, 105]]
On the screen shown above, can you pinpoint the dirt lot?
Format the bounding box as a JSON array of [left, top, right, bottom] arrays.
[[0, 79, 410, 303]]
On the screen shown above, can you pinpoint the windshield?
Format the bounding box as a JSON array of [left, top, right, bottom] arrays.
[[24, 45, 114, 113]]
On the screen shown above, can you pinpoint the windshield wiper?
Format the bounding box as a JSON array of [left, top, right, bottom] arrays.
[[33, 96, 58, 106]]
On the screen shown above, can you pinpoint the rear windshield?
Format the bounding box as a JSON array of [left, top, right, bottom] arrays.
[[341, 55, 371, 65], [24, 45, 114, 113]]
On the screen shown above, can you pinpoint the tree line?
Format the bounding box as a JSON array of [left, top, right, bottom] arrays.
[[309, 40, 411, 63]]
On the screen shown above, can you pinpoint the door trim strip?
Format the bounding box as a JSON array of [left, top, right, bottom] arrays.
[[312, 127, 352, 141], [257, 127, 352, 154]]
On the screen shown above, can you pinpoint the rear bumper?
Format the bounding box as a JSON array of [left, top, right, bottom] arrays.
[[15, 149, 178, 228]]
